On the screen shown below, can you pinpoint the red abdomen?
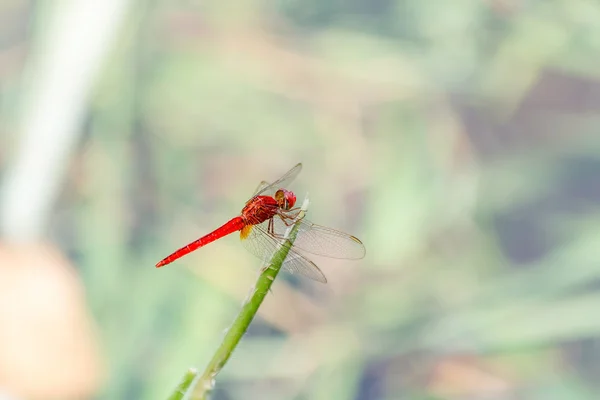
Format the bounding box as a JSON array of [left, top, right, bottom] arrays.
[[155, 217, 245, 268]]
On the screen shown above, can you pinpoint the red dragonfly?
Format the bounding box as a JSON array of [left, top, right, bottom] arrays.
[[155, 163, 365, 283]]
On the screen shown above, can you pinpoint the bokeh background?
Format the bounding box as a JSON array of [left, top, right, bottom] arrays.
[[1, 1, 600, 399]]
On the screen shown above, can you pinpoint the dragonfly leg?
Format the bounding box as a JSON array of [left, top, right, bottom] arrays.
[[280, 211, 304, 226], [268, 217, 275, 235]]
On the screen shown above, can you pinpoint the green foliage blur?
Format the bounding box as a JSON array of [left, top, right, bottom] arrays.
[[2, 0, 600, 399]]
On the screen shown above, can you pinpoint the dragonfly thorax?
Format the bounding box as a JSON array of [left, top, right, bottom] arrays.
[[241, 196, 279, 225]]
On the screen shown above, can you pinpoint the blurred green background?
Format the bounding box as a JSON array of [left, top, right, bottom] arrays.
[[1, 0, 600, 399]]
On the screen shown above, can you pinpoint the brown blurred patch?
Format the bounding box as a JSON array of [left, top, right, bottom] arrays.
[[428, 355, 515, 399], [485, 0, 521, 17], [0, 243, 103, 399], [455, 69, 600, 158]]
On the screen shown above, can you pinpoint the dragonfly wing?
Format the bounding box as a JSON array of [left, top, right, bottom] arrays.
[[252, 180, 270, 197], [250, 163, 302, 199], [271, 216, 366, 260], [240, 221, 274, 261], [280, 252, 327, 283], [240, 221, 327, 283]]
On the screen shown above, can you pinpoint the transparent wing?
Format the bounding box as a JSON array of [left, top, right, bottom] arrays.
[[271, 215, 366, 260], [252, 180, 270, 197], [240, 221, 328, 283], [248, 163, 302, 200]]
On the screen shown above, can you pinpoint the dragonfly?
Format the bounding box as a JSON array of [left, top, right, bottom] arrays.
[[155, 163, 365, 283]]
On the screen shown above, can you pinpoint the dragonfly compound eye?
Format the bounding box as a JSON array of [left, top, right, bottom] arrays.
[[275, 189, 296, 210], [285, 191, 297, 209]]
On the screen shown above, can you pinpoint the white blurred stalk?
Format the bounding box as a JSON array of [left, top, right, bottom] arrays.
[[0, 0, 130, 242]]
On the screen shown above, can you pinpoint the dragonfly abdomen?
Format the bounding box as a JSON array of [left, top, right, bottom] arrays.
[[155, 217, 246, 268]]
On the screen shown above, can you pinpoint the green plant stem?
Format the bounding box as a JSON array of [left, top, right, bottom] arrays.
[[187, 197, 310, 400], [167, 368, 198, 400]]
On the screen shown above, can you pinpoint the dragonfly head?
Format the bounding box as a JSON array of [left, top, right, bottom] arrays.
[[275, 189, 296, 210]]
